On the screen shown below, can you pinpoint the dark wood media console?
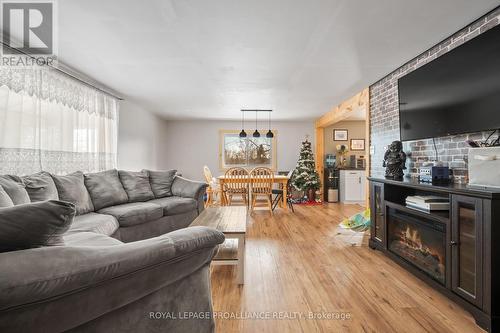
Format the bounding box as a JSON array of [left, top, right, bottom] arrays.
[[368, 177, 500, 332]]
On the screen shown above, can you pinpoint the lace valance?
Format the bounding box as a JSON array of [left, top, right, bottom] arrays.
[[0, 66, 118, 119]]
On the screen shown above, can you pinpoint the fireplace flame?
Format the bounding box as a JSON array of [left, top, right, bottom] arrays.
[[404, 226, 422, 250]]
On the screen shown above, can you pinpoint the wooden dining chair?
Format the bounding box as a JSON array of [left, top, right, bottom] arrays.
[[223, 167, 250, 206], [203, 165, 220, 207], [272, 169, 294, 212], [250, 167, 274, 215]]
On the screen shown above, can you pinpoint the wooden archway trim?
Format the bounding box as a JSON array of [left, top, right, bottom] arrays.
[[314, 88, 370, 204]]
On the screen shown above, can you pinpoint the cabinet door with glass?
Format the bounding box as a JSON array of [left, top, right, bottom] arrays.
[[451, 195, 483, 307], [370, 182, 385, 248]]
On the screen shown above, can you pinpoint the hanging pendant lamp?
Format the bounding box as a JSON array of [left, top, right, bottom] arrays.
[[253, 111, 260, 137], [266, 111, 274, 138], [239, 110, 247, 138]]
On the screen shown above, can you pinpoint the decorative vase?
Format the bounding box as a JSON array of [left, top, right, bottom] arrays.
[[307, 188, 315, 202]]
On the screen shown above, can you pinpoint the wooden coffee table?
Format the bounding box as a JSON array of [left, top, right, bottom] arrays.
[[190, 206, 247, 284]]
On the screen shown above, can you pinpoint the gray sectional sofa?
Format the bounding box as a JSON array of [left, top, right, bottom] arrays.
[[0, 169, 224, 333]]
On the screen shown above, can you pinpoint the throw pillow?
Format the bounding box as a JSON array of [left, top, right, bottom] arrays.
[[145, 169, 177, 198], [22, 171, 59, 202], [0, 175, 30, 205], [51, 171, 94, 215], [0, 185, 14, 208], [84, 169, 129, 210], [118, 170, 155, 202], [0, 200, 75, 252]]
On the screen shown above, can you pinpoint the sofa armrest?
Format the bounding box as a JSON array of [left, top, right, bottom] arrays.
[[171, 176, 208, 200], [0, 226, 224, 312]]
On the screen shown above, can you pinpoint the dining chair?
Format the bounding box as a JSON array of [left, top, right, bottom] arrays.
[[272, 169, 294, 212], [203, 165, 220, 207], [223, 167, 250, 206], [250, 167, 274, 215]]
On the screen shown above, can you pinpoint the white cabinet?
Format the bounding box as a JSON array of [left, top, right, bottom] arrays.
[[340, 170, 366, 203]]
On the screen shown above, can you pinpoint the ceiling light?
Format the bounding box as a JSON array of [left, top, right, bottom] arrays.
[[240, 109, 272, 138], [266, 111, 274, 138], [239, 111, 247, 138], [253, 110, 260, 137]]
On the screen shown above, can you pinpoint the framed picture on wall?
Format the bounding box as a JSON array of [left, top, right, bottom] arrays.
[[333, 129, 348, 141], [350, 139, 365, 151]]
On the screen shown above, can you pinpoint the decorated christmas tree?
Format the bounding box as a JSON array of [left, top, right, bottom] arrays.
[[292, 140, 321, 198]]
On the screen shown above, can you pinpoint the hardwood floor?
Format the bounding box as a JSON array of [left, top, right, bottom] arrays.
[[210, 203, 485, 333]]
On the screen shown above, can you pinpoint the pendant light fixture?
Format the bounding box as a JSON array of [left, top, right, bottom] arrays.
[[266, 111, 274, 138], [253, 110, 260, 138], [240, 109, 272, 138], [239, 110, 247, 138]]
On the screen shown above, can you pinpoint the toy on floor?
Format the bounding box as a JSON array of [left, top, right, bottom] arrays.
[[340, 209, 371, 232]]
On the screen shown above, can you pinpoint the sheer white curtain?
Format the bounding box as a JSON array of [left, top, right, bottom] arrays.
[[0, 66, 119, 175]]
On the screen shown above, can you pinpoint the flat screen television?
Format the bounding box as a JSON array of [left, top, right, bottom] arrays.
[[398, 24, 500, 142]]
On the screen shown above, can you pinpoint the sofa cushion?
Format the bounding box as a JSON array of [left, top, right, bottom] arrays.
[[22, 171, 59, 202], [98, 202, 163, 227], [51, 171, 94, 215], [149, 197, 198, 216], [0, 185, 14, 208], [84, 169, 129, 210], [63, 232, 123, 247], [0, 200, 75, 252], [67, 212, 119, 236], [146, 169, 177, 198], [118, 170, 154, 202], [0, 175, 30, 205]]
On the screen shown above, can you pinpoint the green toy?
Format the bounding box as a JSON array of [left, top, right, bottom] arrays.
[[340, 209, 371, 232]]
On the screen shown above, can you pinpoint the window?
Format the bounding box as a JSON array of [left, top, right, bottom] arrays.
[[0, 67, 119, 175], [219, 130, 276, 170]]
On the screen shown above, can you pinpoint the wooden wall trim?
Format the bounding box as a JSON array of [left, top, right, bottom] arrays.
[[316, 88, 369, 128], [365, 89, 371, 206], [315, 127, 325, 198]]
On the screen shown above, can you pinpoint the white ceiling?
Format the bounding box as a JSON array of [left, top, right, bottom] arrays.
[[58, 0, 500, 120]]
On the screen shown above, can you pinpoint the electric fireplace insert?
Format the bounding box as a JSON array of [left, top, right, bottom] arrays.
[[387, 207, 446, 284]]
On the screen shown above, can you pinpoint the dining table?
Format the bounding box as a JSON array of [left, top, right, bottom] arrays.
[[217, 174, 291, 211]]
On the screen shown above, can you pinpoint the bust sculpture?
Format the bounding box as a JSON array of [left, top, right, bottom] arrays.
[[383, 140, 406, 179]]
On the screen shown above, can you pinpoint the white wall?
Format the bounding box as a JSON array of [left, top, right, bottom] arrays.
[[117, 101, 169, 171], [163, 120, 315, 181]]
